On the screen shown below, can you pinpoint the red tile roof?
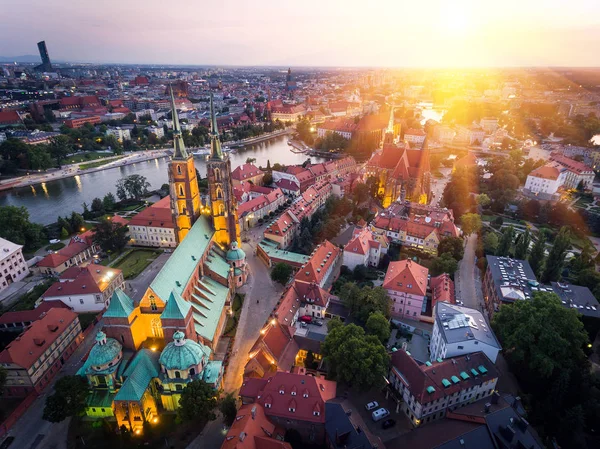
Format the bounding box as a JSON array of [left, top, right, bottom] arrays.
[[529, 165, 562, 181], [128, 196, 174, 228], [550, 154, 594, 174], [383, 260, 428, 296], [42, 265, 122, 298], [221, 403, 290, 449], [344, 227, 380, 256], [0, 110, 21, 124], [37, 239, 92, 268], [430, 273, 455, 308], [244, 372, 336, 424], [274, 179, 299, 192], [232, 164, 264, 182], [294, 240, 340, 285], [0, 301, 70, 327], [0, 308, 79, 369]]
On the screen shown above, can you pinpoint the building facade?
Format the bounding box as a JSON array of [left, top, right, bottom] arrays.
[[0, 237, 29, 294]]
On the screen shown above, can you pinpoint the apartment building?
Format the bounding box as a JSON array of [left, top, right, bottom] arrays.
[[0, 237, 29, 294]]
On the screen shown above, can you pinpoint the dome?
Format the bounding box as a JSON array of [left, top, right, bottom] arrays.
[[159, 332, 209, 371], [88, 331, 122, 368], [226, 241, 246, 262]]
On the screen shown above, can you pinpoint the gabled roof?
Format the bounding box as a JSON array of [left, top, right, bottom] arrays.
[[43, 265, 122, 298], [294, 240, 340, 285], [160, 289, 191, 320], [114, 349, 160, 402], [221, 403, 289, 449], [129, 195, 174, 228], [383, 260, 428, 296], [232, 163, 264, 182], [103, 289, 135, 318]]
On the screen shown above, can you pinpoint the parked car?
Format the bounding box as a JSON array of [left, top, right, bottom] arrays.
[[313, 319, 323, 326], [300, 322, 308, 328], [299, 315, 312, 323], [365, 401, 379, 411], [382, 419, 396, 429], [372, 408, 390, 422], [49, 239, 60, 244]]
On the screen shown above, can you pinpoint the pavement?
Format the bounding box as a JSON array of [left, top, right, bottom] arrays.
[[454, 234, 486, 315], [126, 251, 171, 301], [6, 319, 104, 449], [430, 167, 451, 206]]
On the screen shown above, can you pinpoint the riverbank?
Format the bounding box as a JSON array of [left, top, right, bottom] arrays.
[[0, 150, 169, 192], [229, 128, 292, 148]]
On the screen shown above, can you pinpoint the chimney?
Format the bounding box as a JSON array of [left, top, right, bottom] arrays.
[[251, 406, 256, 420], [484, 403, 491, 413]]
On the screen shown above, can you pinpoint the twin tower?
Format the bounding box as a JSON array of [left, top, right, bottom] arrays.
[[167, 88, 240, 248]]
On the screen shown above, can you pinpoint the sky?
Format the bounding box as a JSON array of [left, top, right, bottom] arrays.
[[1, 0, 600, 67]]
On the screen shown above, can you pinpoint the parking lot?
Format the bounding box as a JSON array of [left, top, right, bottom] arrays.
[[335, 385, 413, 444]]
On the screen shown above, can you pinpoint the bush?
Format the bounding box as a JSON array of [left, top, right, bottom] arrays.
[[271, 262, 293, 285]]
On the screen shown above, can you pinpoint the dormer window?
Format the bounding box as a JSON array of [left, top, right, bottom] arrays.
[[313, 411, 320, 416], [265, 403, 271, 408], [303, 393, 309, 398], [279, 389, 285, 395], [289, 407, 295, 413]]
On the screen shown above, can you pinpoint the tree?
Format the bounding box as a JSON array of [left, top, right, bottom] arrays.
[[48, 135, 72, 167], [430, 252, 459, 277], [219, 393, 238, 426], [60, 227, 69, 239], [483, 232, 499, 255], [437, 236, 464, 260], [94, 219, 129, 253], [177, 379, 218, 422], [476, 193, 491, 208], [263, 172, 273, 185], [365, 312, 391, 343], [339, 283, 390, 322], [91, 197, 105, 214], [304, 350, 318, 370], [245, 157, 256, 164], [104, 134, 122, 154], [271, 262, 293, 285], [528, 230, 547, 277], [27, 145, 53, 170], [115, 174, 150, 200], [102, 192, 116, 212], [69, 212, 85, 232], [491, 292, 591, 446], [0, 205, 45, 251], [496, 226, 515, 257], [327, 316, 343, 332], [541, 226, 571, 283], [514, 228, 531, 260], [322, 323, 390, 389], [460, 213, 482, 235], [42, 375, 89, 422], [353, 183, 371, 204]]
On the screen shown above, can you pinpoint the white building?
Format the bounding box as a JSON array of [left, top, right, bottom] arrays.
[[101, 112, 126, 123], [181, 122, 196, 132], [147, 125, 164, 138], [524, 164, 566, 196], [342, 227, 382, 270], [433, 125, 456, 145], [106, 127, 131, 142], [430, 302, 501, 364], [41, 265, 125, 313], [134, 109, 157, 121], [549, 154, 595, 190], [0, 238, 29, 294], [128, 196, 177, 248], [404, 129, 426, 146], [389, 349, 499, 427], [479, 117, 499, 135]]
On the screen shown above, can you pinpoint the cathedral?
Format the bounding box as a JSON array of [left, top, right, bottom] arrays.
[[79, 88, 248, 433]]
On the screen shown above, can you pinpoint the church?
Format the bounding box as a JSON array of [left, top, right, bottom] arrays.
[[79, 88, 248, 432]]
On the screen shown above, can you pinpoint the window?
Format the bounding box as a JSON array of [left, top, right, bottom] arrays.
[[175, 371, 181, 379], [177, 165, 182, 175], [289, 408, 295, 413], [179, 185, 184, 197]]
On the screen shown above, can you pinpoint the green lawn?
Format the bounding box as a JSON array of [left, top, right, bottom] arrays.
[[112, 249, 161, 279], [79, 157, 123, 170], [64, 152, 113, 164]]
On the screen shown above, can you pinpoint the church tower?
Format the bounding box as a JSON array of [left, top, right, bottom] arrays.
[[383, 106, 396, 145], [206, 94, 241, 248], [168, 85, 201, 243]]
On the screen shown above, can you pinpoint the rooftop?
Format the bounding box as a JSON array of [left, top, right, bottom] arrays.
[[434, 302, 501, 349], [485, 256, 537, 304]]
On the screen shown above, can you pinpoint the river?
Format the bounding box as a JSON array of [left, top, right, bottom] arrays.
[[0, 135, 324, 225]]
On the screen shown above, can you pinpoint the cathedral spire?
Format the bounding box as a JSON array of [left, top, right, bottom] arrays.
[[170, 84, 188, 159], [386, 106, 395, 135], [209, 93, 223, 160]]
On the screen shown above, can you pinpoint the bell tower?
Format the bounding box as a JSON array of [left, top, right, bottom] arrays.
[[168, 85, 201, 243], [206, 93, 241, 248]]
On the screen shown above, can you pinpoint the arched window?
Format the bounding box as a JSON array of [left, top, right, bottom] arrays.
[[219, 204, 225, 216], [151, 318, 162, 338], [214, 168, 221, 182], [216, 188, 223, 200], [177, 165, 182, 175], [179, 185, 184, 197], [189, 368, 196, 376], [149, 296, 157, 311], [175, 371, 181, 379]]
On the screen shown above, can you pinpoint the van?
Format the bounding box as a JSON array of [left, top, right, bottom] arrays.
[[371, 408, 390, 422]]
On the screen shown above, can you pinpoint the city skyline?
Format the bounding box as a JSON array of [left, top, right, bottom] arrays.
[[2, 0, 600, 67]]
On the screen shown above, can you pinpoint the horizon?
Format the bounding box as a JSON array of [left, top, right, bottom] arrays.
[[2, 0, 600, 67]]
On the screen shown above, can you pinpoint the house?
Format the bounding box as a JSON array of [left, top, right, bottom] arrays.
[[0, 237, 29, 294], [388, 349, 499, 427], [35, 233, 100, 276], [0, 110, 22, 125], [263, 211, 300, 249], [383, 260, 428, 320], [342, 227, 383, 270], [404, 128, 427, 146], [524, 164, 567, 197], [238, 188, 285, 230], [293, 241, 341, 289], [41, 265, 125, 313], [270, 104, 306, 122], [128, 196, 177, 248], [106, 127, 131, 142], [430, 302, 501, 363], [239, 372, 336, 444], [0, 301, 70, 332], [221, 403, 291, 449], [549, 153, 595, 190], [316, 118, 357, 140], [274, 179, 301, 197], [549, 282, 600, 318], [429, 274, 455, 311], [0, 308, 83, 397], [232, 164, 265, 186], [483, 256, 537, 317]]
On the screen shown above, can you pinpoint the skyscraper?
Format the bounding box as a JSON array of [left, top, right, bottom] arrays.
[[34, 41, 53, 72]]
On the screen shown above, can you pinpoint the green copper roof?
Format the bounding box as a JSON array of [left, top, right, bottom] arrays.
[[170, 84, 188, 159], [161, 290, 192, 320], [149, 216, 214, 302], [226, 242, 246, 262], [190, 276, 229, 342], [451, 375, 460, 384], [87, 334, 122, 367], [258, 239, 310, 265], [159, 334, 211, 370], [209, 93, 223, 160], [202, 360, 223, 386], [205, 248, 231, 279], [234, 268, 242, 276], [104, 289, 135, 318], [115, 349, 159, 402]]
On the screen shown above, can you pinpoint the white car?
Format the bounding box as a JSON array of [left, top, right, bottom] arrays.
[[372, 408, 390, 422], [365, 401, 379, 411]]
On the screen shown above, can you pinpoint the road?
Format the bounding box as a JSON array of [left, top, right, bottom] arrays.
[[454, 234, 486, 315], [430, 167, 451, 207], [126, 252, 171, 301], [7, 319, 104, 449]]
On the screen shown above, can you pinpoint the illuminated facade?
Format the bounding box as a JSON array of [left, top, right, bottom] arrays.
[[206, 93, 241, 248], [168, 86, 201, 243]]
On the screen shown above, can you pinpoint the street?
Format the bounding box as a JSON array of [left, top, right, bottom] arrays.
[[454, 234, 486, 314], [127, 251, 171, 301]]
